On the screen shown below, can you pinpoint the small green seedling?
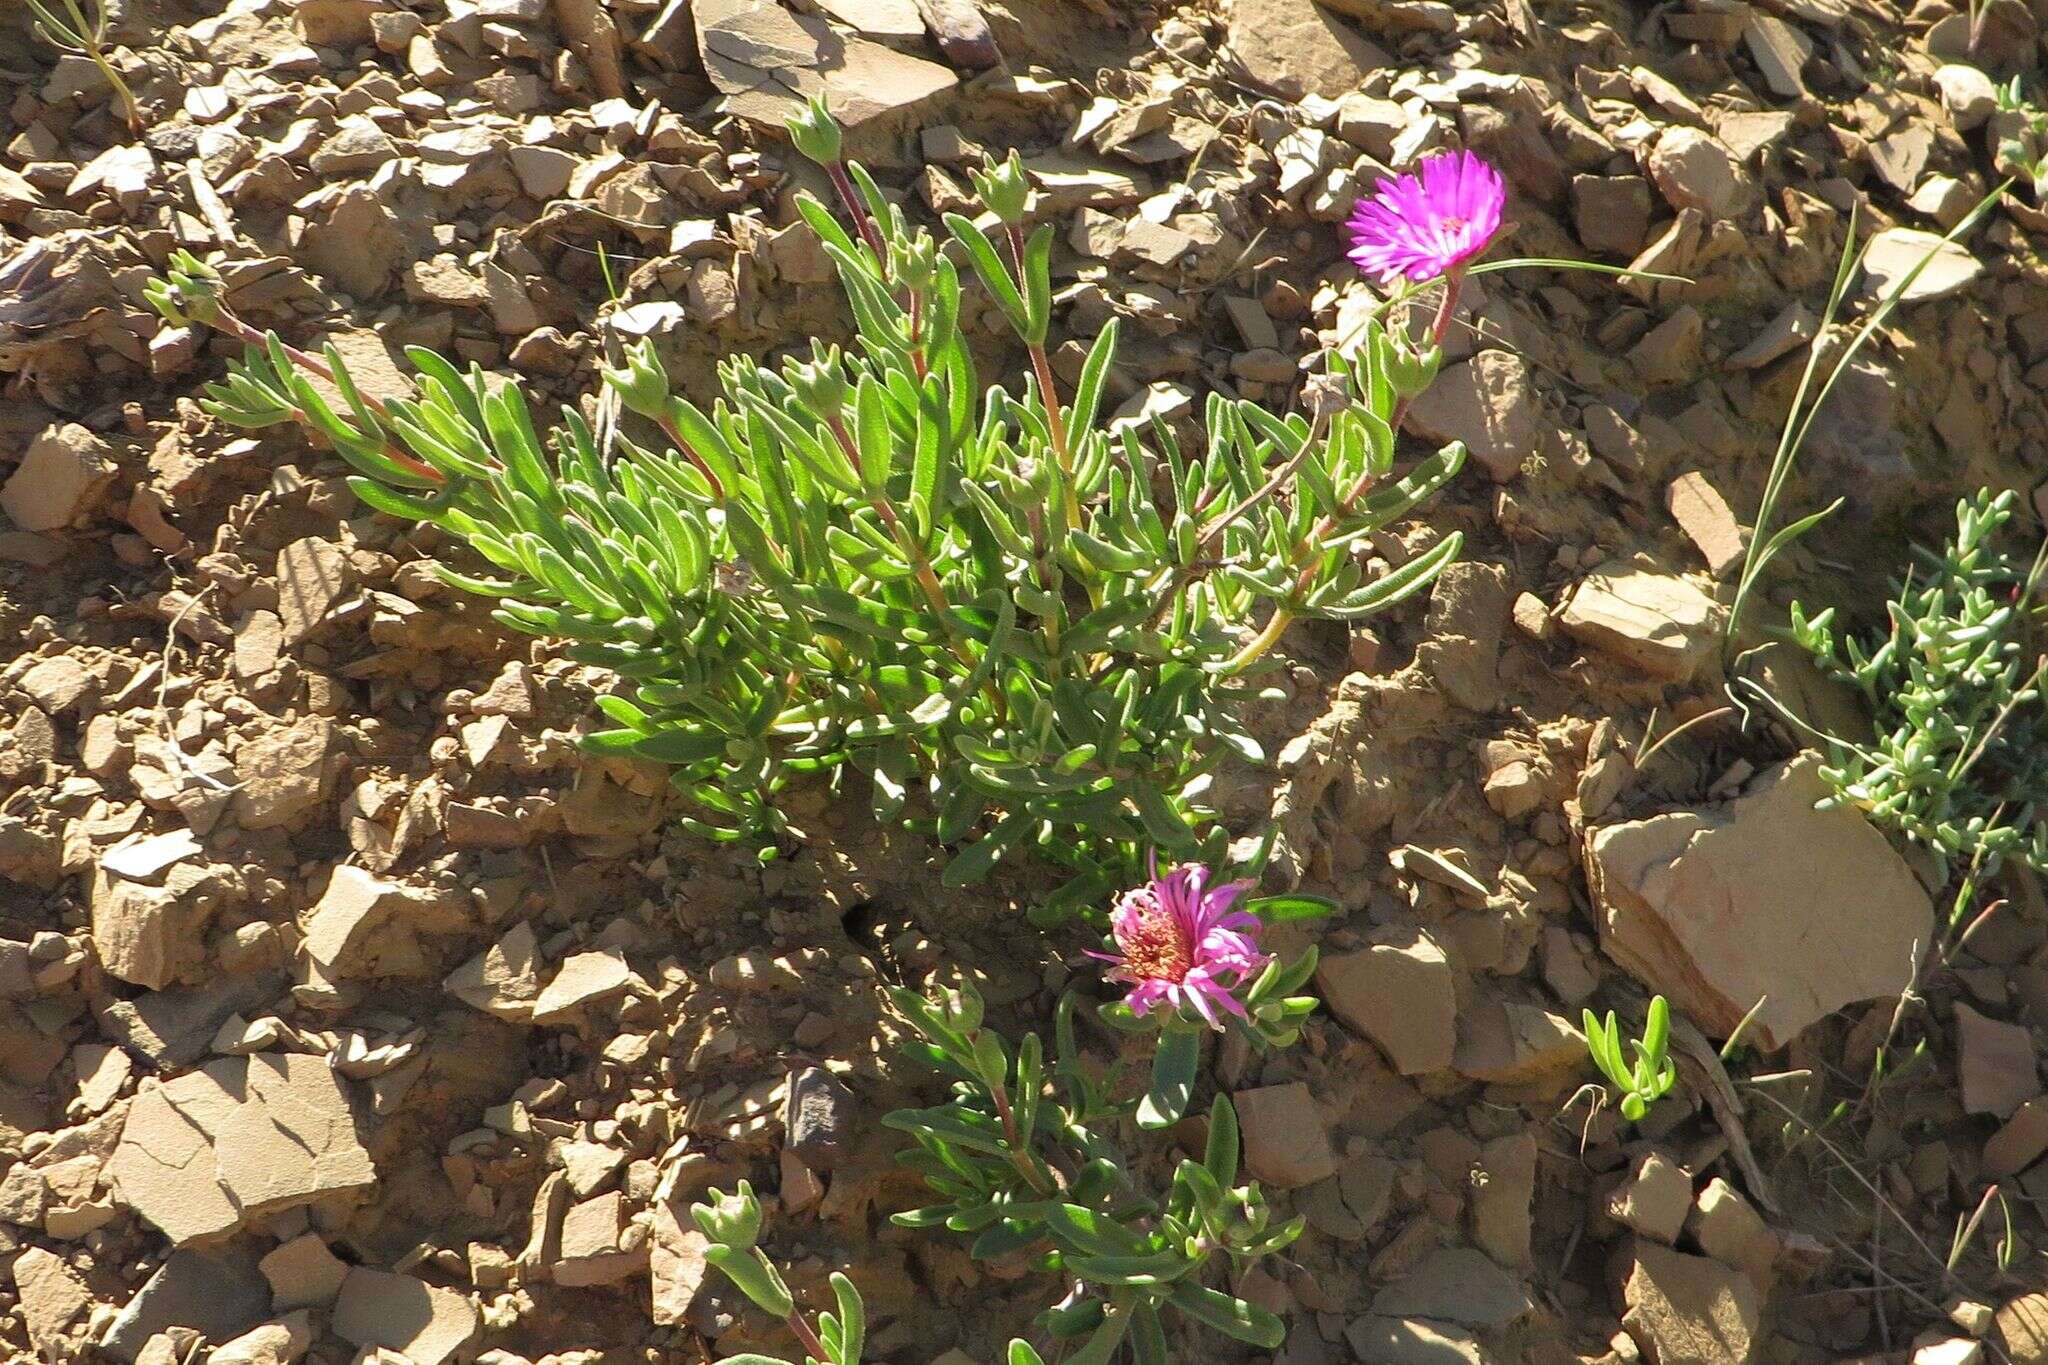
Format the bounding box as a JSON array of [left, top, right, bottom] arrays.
[[1583, 995, 1678, 1123]]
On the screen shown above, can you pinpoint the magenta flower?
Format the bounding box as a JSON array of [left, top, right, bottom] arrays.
[[1093, 861, 1271, 1028], [1345, 150, 1506, 285]]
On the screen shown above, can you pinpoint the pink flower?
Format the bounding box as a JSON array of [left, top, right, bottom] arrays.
[[1345, 150, 1506, 285], [1093, 861, 1271, 1028]]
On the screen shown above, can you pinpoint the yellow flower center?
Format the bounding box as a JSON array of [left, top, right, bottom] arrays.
[[1119, 900, 1191, 983]]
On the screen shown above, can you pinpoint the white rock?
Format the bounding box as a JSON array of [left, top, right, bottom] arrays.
[[1863, 227, 1983, 303]]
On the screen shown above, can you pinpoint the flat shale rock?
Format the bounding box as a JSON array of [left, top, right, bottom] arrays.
[[444, 921, 543, 1021], [1558, 569, 1718, 683], [1586, 753, 1933, 1051], [1997, 1293, 2048, 1360], [1622, 1242, 1759, 1365], [103, 1246, 271, 1363], [1316, 927, 1458, 1075], [695, 0, 953, 129], [1226, 0, 1389, 100], [1402, 350, 1537, 482], [305, 865, 464, 980], [1955, 1003, 2037, 1118], [1646, 127, 1748, 219], [649, 1198, 711, 1325], [106, 1053, 375, 1245], [1863, 227, 1983, 303], [1370, 1246, 1532, 1329], [13, 1247, 91, 1355], [331, 1268, 478, 1365], [1235, 1082, 1337, 1187], [1346, 1315, 1487, 1364], [261, 1233, 350, 1311]]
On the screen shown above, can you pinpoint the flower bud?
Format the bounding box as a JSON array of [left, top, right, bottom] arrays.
[[146, 249, 224, 327], [938, 983, 984, 1035], [890, 230, 940, 293], [786, 94, 842, 166], [1379, 329, 1442, 400], [969, 150, 1031, 226], [785, 344, 848, 418], [603, 338, 671, 420], [690, 1181, 764, 1249]]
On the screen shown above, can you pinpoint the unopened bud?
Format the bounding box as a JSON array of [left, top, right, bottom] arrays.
[[890, 231, 940, 293], [785, 344, 848, 418], [603, 337, 671, 420], [1379, 329, 1442, 399], [969, 150, 1031, 226], [146, 249, 224, 327], [690, 1181, 764, 1249], [786, 94, 842, 166]]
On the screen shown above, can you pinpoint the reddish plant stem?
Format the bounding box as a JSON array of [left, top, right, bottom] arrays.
[[203, 309, 448, 485], [908, 291, 928, 380], [826, 159, 890, 271], [214, 308, 388, 413], [654, 410, 727, 501], [786, 1308, 830, 1363], [983, 1067, 1056, 1197], [1005, 225, 1073, 472]]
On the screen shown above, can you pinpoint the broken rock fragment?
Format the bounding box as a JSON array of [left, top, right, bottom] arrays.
[[331, 1268, 479, 1365], [305, 865, 465, 980], [1371, 1246, 1532, 1329], [445, 920, 543, 1021], [1316, 927, 1457, 1075], [2, 423, 117, 533], [1664, 472, 1745, 578], [1559, 569, 1719, 683], [1234, 1082, 1336, 1187], [106, 1053, 375, 1245], [261, 1233, 350, 1310], [232, 716, 335, 830], [1622, 1242, 1759, 1365], [1646, 127, 1748, 219], [1586, 753, 1933, 1050], [103, 1246, 272, 1363], [1863, 228, 1983, 303], [1402, 349, 1538, 482], [92, 858, 235, 990], [695, 0, 954, 130], [1955, 1003, 2037, 1118], [1226, 0, 1387, 100], [1607, 1150, 1692, 1244], [13, 1247, 91, 1355]]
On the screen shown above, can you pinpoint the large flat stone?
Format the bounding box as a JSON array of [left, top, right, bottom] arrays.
[[1586, 753, 1933, 1051], [106, 1053, 375, 1245], [1227, 0, 1388, 99]]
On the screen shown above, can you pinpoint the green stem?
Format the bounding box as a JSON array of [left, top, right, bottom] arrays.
[[1223, 269, 1466, 675]]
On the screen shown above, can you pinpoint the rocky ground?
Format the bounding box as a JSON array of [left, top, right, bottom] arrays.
[[2, 0, 2048, 1360]]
